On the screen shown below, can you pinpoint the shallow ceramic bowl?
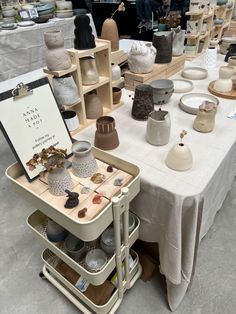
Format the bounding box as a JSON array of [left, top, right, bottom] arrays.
[[179, 93, 219, 115], [181, 67, 208, 80], [56, 10, 73, 18], [85, 248, 107, 272]]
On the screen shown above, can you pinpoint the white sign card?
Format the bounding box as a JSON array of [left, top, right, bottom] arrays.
[[0, 78, 73, 181]]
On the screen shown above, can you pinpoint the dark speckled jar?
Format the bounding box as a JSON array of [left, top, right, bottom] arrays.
[[131, 84, 154, 121], [152, 31, 173, 64]]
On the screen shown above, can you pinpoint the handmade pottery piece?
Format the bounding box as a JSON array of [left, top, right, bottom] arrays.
[[47, 167, 73, 196], [56, 1, 72, 10], [220, 38, 236, 55], [61, 110, 79, 132], [64, 189, 79, 209], [225, 44, 236, 62], [85, 248, 107, 272], [165, 143, 193, 171], [213, 66, 234, 92], [179, 93, 219, 115], [80, 56, 99, 85], [46, 218, 68, 242], [52, 75, 80, 107], [94, 116, 119, 150], [101, 18, 119, 51], [181, 67, 208, 80], [193, 101, 217, 133], [149, 79, 174, 105], [100, 227, 115, 256], [172, 79, 194, 93], [64, 233, 86, 262], [172, 26, 185, 56], [111, 63, 121, 82], [131, 84, 154, 121], [44, 29, 72, 71], [84, 91, 103, 119], [203, 46, 217, 68], [72, 140, 98, 178], [74, 15, 96, 50], [128, 41, 156, 74], [112, 87, 122, 104], [146, 109, 171, 146], [228, 56, 236, 88], [153, 31, 173, 64]]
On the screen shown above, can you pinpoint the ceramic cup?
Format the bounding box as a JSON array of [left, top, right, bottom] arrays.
[[85, 248, 107, 272], [112, 87, 122, 104], [61, 110, 79, 132], [64, 233, 86, 262]]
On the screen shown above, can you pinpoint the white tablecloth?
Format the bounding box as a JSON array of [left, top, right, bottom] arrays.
[[0, 15, 97, 82]]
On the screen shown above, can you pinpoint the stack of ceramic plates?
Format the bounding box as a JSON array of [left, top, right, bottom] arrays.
[[55, 10, 73, 18], [1, 22, 17, 30], [36, 3, 55, 17], [2, 7, 16, 24]]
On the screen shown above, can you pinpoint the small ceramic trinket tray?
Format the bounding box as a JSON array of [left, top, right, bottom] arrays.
[[181, 67, 208, 80], [179, 93, 219, 114]]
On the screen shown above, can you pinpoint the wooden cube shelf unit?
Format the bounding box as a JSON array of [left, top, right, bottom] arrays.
[[211, 5, 234, 40], [43, 39, 124, 137]]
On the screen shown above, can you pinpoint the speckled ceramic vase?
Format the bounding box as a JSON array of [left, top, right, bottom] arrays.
[[84, 91, 103, 119], [94, 116, 119, 150], [72, 140, 98, 178], [44, 30, 72, 71], [131, 84, 154, 121], [101, 18, 119, 51], [47, 167, 73, 196], [74, 15, 96, 50], [153, 31, 173, 64]]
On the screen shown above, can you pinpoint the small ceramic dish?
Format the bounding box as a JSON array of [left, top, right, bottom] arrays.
[[85, 248, 107, 272], [181, 67, 208, 80], [179, 93, 219, 114], [172, 79, 194, 93], [17, 21, 35, 27]]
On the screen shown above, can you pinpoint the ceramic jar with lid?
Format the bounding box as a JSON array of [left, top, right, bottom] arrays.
[[213, 66, 234, 92], [94, 116, 119, 150], [193, 101, 217, 133]]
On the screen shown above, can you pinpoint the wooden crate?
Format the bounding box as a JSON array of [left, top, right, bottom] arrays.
[[124, 54, 185, 91]]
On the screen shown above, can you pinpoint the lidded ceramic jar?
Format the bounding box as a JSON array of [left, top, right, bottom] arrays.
[[193, 101, 217, 133], [152, 31, 173, 64], [44, 29, 72, 71], [131, 84, 154, 121], [94, 116, 119, 150], [80, 56, 99, 85], [84, 91, 103, 119], [101, 18, 119, 51], [72, 140, 98, 178], [213, 66, 234, 92], [47, 167, 73, 196]]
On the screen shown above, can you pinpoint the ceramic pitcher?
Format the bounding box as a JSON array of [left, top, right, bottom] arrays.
[[172, 27, 185, 56]]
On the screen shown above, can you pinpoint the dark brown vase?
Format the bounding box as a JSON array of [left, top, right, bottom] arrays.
[[131, 84, 154, 121], [84, 91, 103, 119], [101, 18, 119, 52], [74, 15, 96, 50], [94, 116, 119, 150], [152, 31, 173, 64], [112, 87, 122, 104]]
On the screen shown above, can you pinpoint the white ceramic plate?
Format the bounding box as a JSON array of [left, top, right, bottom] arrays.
[[17, 21, 35, 27], [172, 79, 194, 93], [181, 67, 208, 80], [179, 93, 219, 114]]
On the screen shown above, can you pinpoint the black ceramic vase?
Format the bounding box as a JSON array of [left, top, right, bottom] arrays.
[[131, 84, 154, 121], [74, 15, 96, 50], [152, 31, 173, 64], [225, 44, 236, 62]]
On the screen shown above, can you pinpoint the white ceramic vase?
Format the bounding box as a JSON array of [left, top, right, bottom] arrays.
[[146, 110, 171, 146], [111, 64, 121, 82], [165, 143, 193, 171], [52, 76, 80, 107], [172, 27, 185, 56], [213, 66, 234, 92], [203, 47, 217, 68]]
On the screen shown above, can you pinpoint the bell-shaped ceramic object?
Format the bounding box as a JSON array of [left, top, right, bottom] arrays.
[[94, 116, 119, 150], [101, 18, 119, 51], [52, 75, 80, 107], [153, 31, 173, 64], [128, 42, 156, 74], [146, 109, 171, 146], [193, 101, 217, 133], [165, 142, 193, 171], [172, 26, 185, 56], [84, 90, 103, 119], [74, 15, 96, 50], [80, 56, 99, 85], [131, 84, 154, 121]]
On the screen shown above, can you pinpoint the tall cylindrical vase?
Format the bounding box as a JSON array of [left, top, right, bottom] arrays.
[[203, 47, 217, 68], [101, 18, 119, 51], [131, 84, 154, 121], [153, 31, 173, 64]]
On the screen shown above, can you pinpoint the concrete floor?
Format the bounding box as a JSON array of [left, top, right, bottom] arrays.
[[1, 130, 236, 314]]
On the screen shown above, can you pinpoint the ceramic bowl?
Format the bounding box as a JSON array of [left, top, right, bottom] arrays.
[[149, 79, 174, 105], [100, 227, 115, 256], [64, 233, 86, 262], [214, 19, 224, 25], [181, 67, 208, 80], [85, 248, 107, 272], [2, 9, 16, 17], [56, 10, 74, 18], [179, 93, 219, 115]]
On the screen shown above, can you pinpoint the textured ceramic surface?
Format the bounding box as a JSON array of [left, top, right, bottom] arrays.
[[146, 110, 171, 146], [64, 233, 86, 262], [95, 116, 119, 150], [172, 27, 185, 56], [181, 67, 208, 80], [101, 18, 119, 51], [52, 75, 80, 106], [84, 91, 103, 119], [153, 31, 173, 64], [85, 248, 107, 272], [179, 93, 219, 115], [203, 47, 217, 68], [47, 167, 73, 196], [80, 56, 99, 85], [74, 15, 96, 50], [132, 84, 154, 120], [72, 140, 98, 178], [193, 102, 217, 133], [165, 143, 193, 171], [149, 79, 174, 105]]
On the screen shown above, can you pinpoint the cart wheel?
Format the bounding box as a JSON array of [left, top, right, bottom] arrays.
[[39, 271, 46, 280]]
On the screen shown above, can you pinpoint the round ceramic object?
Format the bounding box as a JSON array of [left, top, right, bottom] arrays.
[[17, 21, 35, 27], [213, 66, 234, 92], [56, 11, 74, 18], [1, 23, 16, 29], [64, 233, 86, 262], [100, 227, 115, 256], [47, 167, 73, 196], [165, 143, 193, 171], [179, 93, 219, 115], [56, 1, 72, 10], [146, 110, 171, 146], [181, 67, 208, 80], [85, 249, 107, 272], [172, 79, 194, 93], [33, 17, 49, 23], [149, 79, 174, 105], [46, 218, 68, 242]]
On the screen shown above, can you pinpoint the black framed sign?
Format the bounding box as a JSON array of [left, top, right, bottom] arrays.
[[0, 77, 73, 182]]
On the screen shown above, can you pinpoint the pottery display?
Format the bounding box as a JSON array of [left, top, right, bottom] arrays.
[[112, 87, 122, 104], [172, 27, 185, 56], [149, 79, 174, 105], [80, 56, 99, 85], [94, 116, 119, 150], [44, 29, 72, 71], [101, 18, 119, 51], [193, 101, 217, 133], [47, 167, 73, 196], [52, 75, 80, 107], [84, 91, 103, 119], [225, 44, 236, 62], [153, 31, 173, 64], [74, 15, 96, 50], [203, 47, 217, 68], [64, 233, 86, 262], [61, 110, 79, 132], [111, 63, 121, 82], [131, 84, 154, 121], [46, 218, 68, 242], [228, 56, 236, 88], [179, 93, 219, 115], [181, 67, 208, 80], [146, 109, 171, 146], [213, 66, 234, 92], [72, 140, 98, 178], [128, 41, 156, 74], [165, 142, 193, 171]]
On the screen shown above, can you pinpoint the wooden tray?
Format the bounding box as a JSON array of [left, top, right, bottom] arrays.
[[208, 81, 236, 99]]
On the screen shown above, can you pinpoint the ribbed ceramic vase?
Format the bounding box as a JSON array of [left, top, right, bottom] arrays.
[[165, 143, 193, 171], [94, 116, 119, 150], [80, 56, 99, 85], [47, 167, 73, 196], [101, 18, 119, 51], [52, 75, 80, 107], [153, 31, 173, 64], [146, 110, 171, 146], [74, 15, 96, 50], [72, 140, 98, 178], [44, 30, 72, 71], [84, 91, 103, 119], [131, 84, 154, 121]]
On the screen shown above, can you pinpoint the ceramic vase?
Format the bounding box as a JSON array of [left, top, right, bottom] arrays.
[[112, 87, 122, 104], [225, 44, 236, 62], [172, 27, 185, 56], [193, 101, 217, 133], [46, 218, 68, 242], [72, 140, 98, 178], [94, 116, 119, 150], [165, 143, 193, 171], [101, 18, 119, 52], [132, 84, 154, 121], [146, 109, 171, 146], [61, 110, 79, 132], [213, 66, 234, 92], [47, 167, 73, 196], [203, 47, 217, 68], [84, 91, 103, 119], [111, 63, 121, 82], [80, 56, 99, 85], [153, 31, 173, 64], [44, 30, 72, 71], [52, 75, 80, 107], [74, 15, 96, 50], [128, 41, 156, 74], [228, 56, 236, 88]]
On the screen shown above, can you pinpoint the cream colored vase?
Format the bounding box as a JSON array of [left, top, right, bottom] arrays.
[[80, 56, 99, 85], [213, 66, 234, 92], [193, 101, 217, 133], [146, 110, 171, 146], [165, 143, 193, 171]]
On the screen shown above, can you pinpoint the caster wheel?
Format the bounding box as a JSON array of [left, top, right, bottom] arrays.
[[39, 271, 46, 280]]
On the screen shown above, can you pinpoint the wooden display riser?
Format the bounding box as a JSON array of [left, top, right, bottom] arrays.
[[111, 49, 128, 65], [124, 54, 186, 91]]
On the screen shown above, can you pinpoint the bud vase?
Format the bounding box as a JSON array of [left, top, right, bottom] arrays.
[[44, 30, 72, 71], [101, 18, 119, 51], [165, 143, 192, 171], [47, 167, 73, 196]]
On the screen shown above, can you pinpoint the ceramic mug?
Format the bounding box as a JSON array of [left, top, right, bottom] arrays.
[[64, 233, 86, 262], [61, 110, 79, 132]]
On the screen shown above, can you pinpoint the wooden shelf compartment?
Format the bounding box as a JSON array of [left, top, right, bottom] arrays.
[[43, 64, 77, 77], [82, 77, 111, 94]]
